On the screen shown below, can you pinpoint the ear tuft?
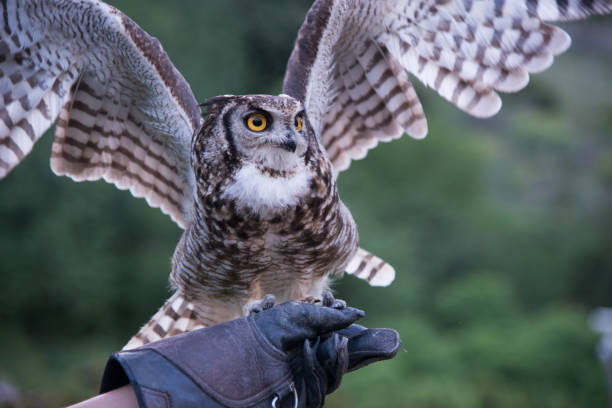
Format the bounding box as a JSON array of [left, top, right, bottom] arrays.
[[199, 95, 236, 110]]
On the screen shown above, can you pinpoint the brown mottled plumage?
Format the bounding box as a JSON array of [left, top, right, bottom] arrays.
[[124, 95, 361, 349], [171, 95, 358, 325], [0, 0, 610, 349]]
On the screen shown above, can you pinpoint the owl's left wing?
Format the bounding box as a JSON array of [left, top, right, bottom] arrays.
[[283, 0, 612, 173], [0, 0, 201, 227], [283, 0, 611, 287]]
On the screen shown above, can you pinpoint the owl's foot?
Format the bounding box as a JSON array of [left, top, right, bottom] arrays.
[[321, 290, 347, 310], [300, 291, 347, 309], [246, 292, 345, 316], [245, 294, 276, 316]]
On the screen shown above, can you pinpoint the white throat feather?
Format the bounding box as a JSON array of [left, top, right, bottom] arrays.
[[222, 162, 310, 213]]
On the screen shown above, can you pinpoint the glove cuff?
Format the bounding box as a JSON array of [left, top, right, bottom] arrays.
[[101, 317, 296, 408]]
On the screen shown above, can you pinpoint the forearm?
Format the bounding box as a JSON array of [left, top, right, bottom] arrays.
[[67, 385, 138, 408]]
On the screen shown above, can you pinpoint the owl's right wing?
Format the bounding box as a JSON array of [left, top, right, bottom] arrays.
[[0, 0, 201, 228], [283, 0, 612, 173]]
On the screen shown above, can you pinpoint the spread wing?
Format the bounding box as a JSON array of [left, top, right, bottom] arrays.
[[283, 0, 611, 287], [283, 0, 612, 173], [0, 0, 201, 228]]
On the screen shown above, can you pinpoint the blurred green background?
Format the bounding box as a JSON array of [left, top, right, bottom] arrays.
[[0, 1, 611, 407]]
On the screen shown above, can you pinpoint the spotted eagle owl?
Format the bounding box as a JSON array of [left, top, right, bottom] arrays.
[[0, 0, 610, 349]]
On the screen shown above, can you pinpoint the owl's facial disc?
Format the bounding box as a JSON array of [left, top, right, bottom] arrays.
[[242, 110, 305, 154], [228, 99, 308, 171], [243, 110, 299, 153]]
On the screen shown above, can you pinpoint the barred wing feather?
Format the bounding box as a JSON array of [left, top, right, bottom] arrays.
[[0, 0, 201, 228], [283, 0, 612, 173], [283, 0, 611, 286]]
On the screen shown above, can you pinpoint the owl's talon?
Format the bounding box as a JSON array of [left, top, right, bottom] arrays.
[[331, 299, 346, 310], [260, 294, 276, 311], [320, 291, 346, 309], [245, 294, 276, 316], [322, 291, 334, 307]]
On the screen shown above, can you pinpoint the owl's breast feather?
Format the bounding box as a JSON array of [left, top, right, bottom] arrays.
[[221, 162, 311, 213]]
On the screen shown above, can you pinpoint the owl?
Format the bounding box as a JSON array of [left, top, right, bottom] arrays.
[[0, 0, 610, 349]]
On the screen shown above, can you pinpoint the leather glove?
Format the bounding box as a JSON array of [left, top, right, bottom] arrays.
[[292, 324, 400, 407], [100, 300, 401, 408]]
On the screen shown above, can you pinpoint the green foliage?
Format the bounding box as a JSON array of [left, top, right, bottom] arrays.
[[0, 2, 610, 406]]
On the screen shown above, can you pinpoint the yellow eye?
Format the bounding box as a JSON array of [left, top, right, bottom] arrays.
[[296, 117, 303, 132], [246, 113, 268, 132]]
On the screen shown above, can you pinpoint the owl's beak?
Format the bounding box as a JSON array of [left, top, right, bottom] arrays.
[[278, 133, 297, 153]]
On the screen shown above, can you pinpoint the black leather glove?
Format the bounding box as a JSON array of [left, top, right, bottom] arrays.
[[100, 300, 400, 408], [292, 323, 400, 407]]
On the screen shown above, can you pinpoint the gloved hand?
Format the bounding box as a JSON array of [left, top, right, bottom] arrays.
[[100, 298, 401, 408], [292, 323, 400, 407]]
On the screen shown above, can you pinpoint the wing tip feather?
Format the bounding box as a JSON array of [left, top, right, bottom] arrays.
[[550, 27, 572, 56], [368, 263, 396, 287], [345, 247, 396, 287], [406, 118, 428, 139], [466, 92, 502, 118]]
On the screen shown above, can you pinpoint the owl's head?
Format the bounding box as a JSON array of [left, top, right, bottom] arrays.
[[198, 94, 312, 173]]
